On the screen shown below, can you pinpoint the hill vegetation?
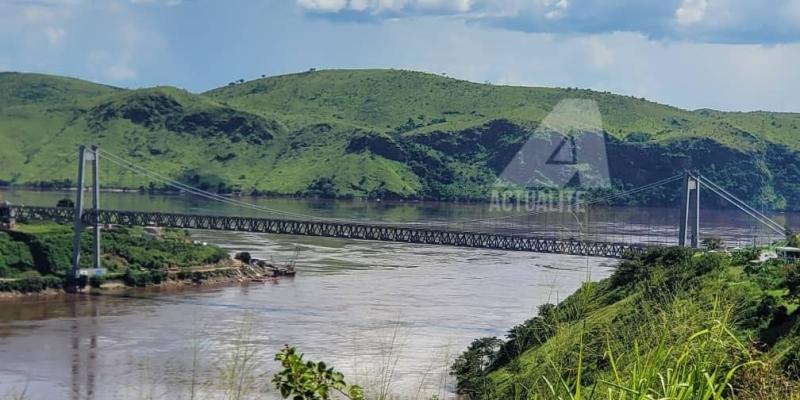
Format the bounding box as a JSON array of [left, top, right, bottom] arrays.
[[0, 221, 229, 293], [1, 69, 799, 208], [451, 247, 800, 399]]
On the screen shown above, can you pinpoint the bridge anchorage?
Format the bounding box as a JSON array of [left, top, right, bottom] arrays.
[[0, 145, 792, 283]]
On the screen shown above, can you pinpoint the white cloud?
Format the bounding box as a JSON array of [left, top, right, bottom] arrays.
[[23, 6, 59, 23], [676, 0, 707, 25], [0, 0, 165, 83], [346, 17, 800, 111], [349, 0, 371, 11], [587, 37, 613, 68], [296, 0, 800, 44], [44, 27, 66, 45], [416, 0, 473, 12], [107, 64, 137, 80], [297, 0, 348, 12], [298, 0, 476, 14], [81, 6, 163, 82], [786, 0, 800, 22], [543, 0, 568, 20], [130, 0, 183, 5], [2, 0, 799, 113]]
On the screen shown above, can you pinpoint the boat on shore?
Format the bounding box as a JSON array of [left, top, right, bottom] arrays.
[[236, 249, 297, 281]]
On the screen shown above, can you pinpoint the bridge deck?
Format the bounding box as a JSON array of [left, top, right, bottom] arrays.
[[1, 205, 648, 258]]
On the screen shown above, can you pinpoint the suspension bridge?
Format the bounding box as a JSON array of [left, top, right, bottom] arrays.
[[0, 146, 791, 277]]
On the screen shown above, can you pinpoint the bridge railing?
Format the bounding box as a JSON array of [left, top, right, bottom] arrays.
[[0, 205, 648, 258]]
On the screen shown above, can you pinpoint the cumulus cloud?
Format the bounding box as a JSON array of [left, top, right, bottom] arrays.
[[353, 18, 800, 111], [107, 64, 137, 79], [44, 26, 65, 44], [23, 6, 60, 23], [0, 0, 164, 82], [296, 0, 800, 43], [299, 0, 477, 16], [675, 0, 707, 25], [297, 0, 348, 12], [130, 0, 183, 5]]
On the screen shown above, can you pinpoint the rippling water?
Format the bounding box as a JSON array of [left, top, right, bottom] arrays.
[[0, 190, 795, 399], [0, 231, 616, 399]]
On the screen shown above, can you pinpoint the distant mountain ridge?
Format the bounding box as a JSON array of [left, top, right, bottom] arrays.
[[0, 69, 799, 209]]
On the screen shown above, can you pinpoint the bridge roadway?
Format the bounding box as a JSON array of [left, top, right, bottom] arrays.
[[1, 205, 649, 258]]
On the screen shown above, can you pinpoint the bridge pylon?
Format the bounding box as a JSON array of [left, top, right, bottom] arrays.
[[678, 171, 700, 248], [68, 145, 101, 291]]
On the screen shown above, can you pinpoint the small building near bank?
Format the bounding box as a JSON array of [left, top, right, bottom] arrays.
[[776, 247, 800, 262], [79, 268, 107, 277]]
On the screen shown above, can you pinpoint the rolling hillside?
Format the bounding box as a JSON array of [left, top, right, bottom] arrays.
[[1, 69, 799, 209]]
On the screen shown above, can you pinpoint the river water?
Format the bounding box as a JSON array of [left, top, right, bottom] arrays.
[[0, 190, 796, 399]]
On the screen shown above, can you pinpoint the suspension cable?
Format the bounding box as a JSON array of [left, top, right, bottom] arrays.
[[695, 174, 787, 234], [458, 173, 684, 224], [695, 177, 786, 236], [98, 150, 352, 223]]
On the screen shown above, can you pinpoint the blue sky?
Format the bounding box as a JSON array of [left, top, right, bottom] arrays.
[[1, 0, 799, 111]]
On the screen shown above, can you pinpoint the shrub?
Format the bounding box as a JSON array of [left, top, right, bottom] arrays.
[[702, 237, 723, 250], [273, 346, 364, 400], [305, 177, 338, 198], [491, 303, 558, 369], [56, 198, 74, 208], [0, 232, 35, 275], [732, 247, 761, 265], [150, 269, 167, 284], [15, 277, 42, 292], [451, 337, 503, 397], [16, 270, 41, 280], [610, 258, 647, 287], [123, 269, 152, 287], [41, 275, 63, 289], [0, 272, 61, 293], [789, 233, 800, 248], [89, 275, 105, 288], [22, 232, 74, 276], [65, 274, 88, 289], [783, 263, 800, 298], [691, 251, 724, 275]]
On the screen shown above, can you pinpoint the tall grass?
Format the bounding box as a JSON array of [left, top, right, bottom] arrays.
[[218, 315, 263, 400], [494, 292, 782, 400]]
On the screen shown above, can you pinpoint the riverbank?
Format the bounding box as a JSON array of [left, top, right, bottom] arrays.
[[451, 246, 800, 399], [0, 221, 288, 298], [0, 262, 268, 298]]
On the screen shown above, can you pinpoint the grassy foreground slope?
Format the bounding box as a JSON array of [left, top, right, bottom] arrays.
[[1, 69, 800, 207], [452, 247, 800, 399]]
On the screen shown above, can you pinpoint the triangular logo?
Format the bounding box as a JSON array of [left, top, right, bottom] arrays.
[[495, 99, 611, 190], [546, 136, 577, 165]]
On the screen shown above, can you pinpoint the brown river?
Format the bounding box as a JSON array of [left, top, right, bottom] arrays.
[[0, 190, 795, 399]]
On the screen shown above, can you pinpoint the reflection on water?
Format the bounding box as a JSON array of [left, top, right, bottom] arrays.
[[0, 189, 796, 399]]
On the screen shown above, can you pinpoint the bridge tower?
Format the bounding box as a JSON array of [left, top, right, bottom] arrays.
[[69, 145, 101, 290], [678, 171, 701, 248], [0, 201, 15, 230]]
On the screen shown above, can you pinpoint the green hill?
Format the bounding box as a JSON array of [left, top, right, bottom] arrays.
[[0, 71, 120, 107], [1, 69, 799, 208]]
